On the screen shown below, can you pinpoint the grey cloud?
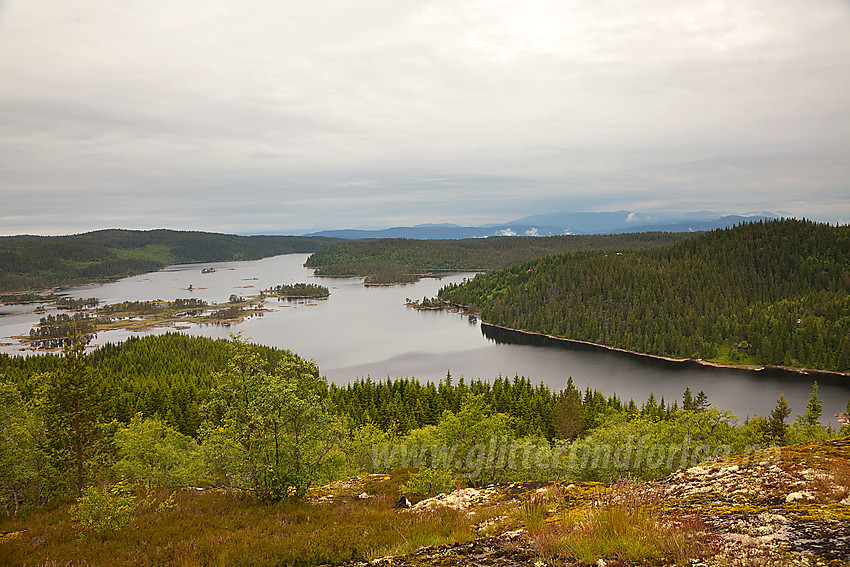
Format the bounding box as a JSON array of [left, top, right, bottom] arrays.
[[1, 0, 849, 235]]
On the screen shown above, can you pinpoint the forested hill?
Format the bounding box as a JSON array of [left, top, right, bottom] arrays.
[[0, 333, 288, 436], [0, 229, 341, 292], [305, 231, 694, 280], [439, 219, 850, 373]]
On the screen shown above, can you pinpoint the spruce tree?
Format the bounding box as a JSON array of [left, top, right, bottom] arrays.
[[799, 382, 822, 427], [694, 391, 710, 413], [769, 393, 792, 445], [682, 387, 695, 411]]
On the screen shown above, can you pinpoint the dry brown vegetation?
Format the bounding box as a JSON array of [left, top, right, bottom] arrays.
[[0, 486, 483, 566]]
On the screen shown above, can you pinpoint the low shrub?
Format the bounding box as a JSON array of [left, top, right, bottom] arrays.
[[71, 482, 145, 533], [400, 467, 456, 501]]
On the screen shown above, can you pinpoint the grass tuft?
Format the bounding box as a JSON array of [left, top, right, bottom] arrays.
[[522, 494, 548, 533], [533, 478, 719, 565]]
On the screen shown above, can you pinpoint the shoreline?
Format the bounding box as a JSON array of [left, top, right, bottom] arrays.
[[479, 321, 850, 379], [267, 294, 330, 299], [15, 308, 271, 352], [310, 267, 483, 285], [312, 273, 417, 285], [364, 281, 416, 287]]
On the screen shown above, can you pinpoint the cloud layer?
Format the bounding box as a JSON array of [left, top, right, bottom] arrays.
[[1, 1, 848, 234]]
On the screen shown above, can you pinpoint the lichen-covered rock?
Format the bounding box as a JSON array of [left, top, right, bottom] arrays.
[[408, 480, 572, 512], [307, 474, 391, 504], [317, 437, 850, 566], [361, 535, 538, 567], [786, 491, 814, 503], [661, 437, 850, 563]]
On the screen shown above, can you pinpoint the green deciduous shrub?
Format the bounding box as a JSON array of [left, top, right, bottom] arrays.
[[71, 481, 144, 533], [113, 413, 202, 488], [401, 467, 456, 501]]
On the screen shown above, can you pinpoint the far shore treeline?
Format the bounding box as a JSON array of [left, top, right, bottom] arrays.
[[305, 230, 694, 280], [0, 228, 695, 295], [0, 229, 342, 293]]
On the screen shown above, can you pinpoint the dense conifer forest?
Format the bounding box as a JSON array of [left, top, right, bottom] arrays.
[[305, 231, 694, 280], [0, 334, 623, 440], [0, 229, 340, 292], [439, 219, 850, 372], [328, 374, 631, 440], [0, 333, 281, 437]]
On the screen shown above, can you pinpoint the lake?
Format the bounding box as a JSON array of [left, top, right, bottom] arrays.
[[1, 253, 848, 424]]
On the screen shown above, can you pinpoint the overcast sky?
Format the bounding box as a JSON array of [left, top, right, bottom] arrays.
[[1, 1, 848, 235]]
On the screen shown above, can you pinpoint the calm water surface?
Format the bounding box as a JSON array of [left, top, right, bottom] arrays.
[[2, 254, 848, 423]]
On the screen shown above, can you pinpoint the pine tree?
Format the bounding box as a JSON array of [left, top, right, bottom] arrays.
[[44, 324, 104, 496]]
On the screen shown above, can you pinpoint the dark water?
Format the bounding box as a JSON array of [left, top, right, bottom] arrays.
[[1, 254, 847, 424]]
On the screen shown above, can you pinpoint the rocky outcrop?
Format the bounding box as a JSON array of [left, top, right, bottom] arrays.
[[318, 438, 850, 566], [662, 438, 850, 563]]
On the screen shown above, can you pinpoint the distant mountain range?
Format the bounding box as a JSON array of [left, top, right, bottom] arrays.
[[305, 210, 781, 240]]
